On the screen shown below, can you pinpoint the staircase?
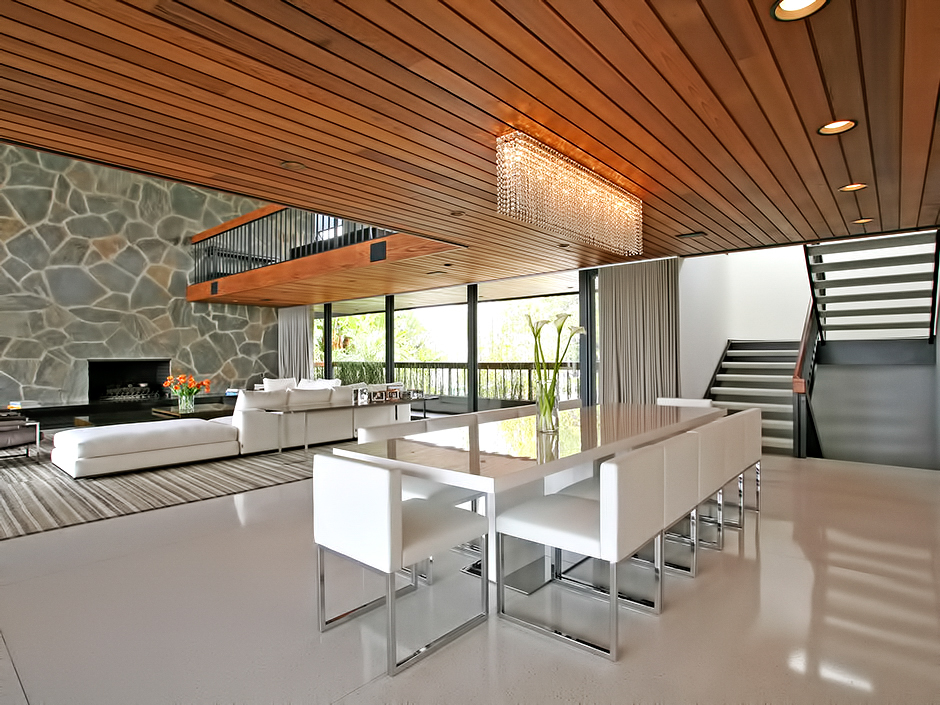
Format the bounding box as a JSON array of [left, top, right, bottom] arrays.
[[708, 340, 799, 453], [805, 231, 939, 342]]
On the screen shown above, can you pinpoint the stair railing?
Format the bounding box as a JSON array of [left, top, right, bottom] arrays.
[[803, 244, 826, 344], [792, 302, 822, 458], [929, 230, 940, 344]]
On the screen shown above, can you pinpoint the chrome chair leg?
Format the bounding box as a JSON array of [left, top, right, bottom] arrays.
[[608, 559, 619, 662]]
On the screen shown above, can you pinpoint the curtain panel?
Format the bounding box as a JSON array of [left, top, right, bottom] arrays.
[[598, 258, 679, 404], [277, 305, 314, 381]]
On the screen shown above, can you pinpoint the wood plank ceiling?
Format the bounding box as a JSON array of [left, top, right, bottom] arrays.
[[2, 0, 939, 304]]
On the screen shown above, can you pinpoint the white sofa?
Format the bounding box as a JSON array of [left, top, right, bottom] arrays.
[[213, 386, 411, 455], [51, 418, 240, 479], [50, 380, 412, 478]]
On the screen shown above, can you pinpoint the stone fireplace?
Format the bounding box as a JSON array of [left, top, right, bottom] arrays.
[[87, 359, 171, 404]]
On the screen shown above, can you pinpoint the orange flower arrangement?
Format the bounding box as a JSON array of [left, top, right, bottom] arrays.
[[163, 374, 210, 412]]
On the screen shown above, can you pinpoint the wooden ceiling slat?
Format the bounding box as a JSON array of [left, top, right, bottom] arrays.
[[1, 0, 756, 252], [5, 1, 497, 191], [703, 1, 848, 238], [122, 0, 499, 164], [902, 0, 940, 227], [806, 1, 881, 228], [752, 4, 856, 235], [354, 0, 766, 248], [857, 0, 903, 233], [1, 0, 936, 305], [500, 0, 806, 244]]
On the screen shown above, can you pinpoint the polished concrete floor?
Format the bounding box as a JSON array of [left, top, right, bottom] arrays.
[[1, 454, 939, 704]]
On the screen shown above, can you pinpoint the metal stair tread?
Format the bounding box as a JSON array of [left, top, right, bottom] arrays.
[[713, 400, 792, 413], [725, 350, 799, 357], [762, 419, 793, 430], [722, 361, 794, 369], [816, 289, 932, 305], [810, 271, 934, 288], [762, 436, 792, 449], [716, 373, 791, 383], [711, 386, 792, 397], [822, 320, 931, 331], [806, 231, 936, 256], [809, 252, 935, 273], [818, 305, 932, 318]]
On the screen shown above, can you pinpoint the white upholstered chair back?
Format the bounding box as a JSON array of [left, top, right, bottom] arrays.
[[740, 407, 763, 467], [474, 406, 525, 423], [313, 454, 403, 574], [425, 414, 474, 432], [358, 419, 428, 443], [661, 432, 700, 527], [690, 416, 730, 501], [656, 397, 714, 408], [598, 443, 666, 563]]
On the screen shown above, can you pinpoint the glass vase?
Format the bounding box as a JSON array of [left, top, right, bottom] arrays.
[[177, 394, 196, 414], [535, 378, 559, 434]]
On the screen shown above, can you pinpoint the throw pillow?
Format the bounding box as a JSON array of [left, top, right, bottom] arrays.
[[235, 389, 289, 411], [286, 388, 332, 410], [262, 377, 297, 391]]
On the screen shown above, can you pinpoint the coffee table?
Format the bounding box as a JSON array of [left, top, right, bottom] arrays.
[[151, 403, 235, 420]]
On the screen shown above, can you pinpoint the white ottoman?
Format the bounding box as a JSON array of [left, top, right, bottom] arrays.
[[51, 418, 241, 478]]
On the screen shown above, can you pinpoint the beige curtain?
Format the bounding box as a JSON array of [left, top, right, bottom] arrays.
[[598, 258, 679, 403], [278, 305, 314, 381]]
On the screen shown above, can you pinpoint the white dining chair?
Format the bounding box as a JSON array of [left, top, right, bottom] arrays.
[[661, 432, 701, 577], [554, 431, 703, 579], [689, 414, 729, 550], [495, 443, 665, 660], [358, 419, 428, 443], [313, 454, 489, 675], [424, 414, 475, 432], [474, 406, 526, 423], [656, 397, 714, 408]]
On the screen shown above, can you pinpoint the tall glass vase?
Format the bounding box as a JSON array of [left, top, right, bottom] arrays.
[[535, 377, 559, 435], [177, 394, 196, 414]]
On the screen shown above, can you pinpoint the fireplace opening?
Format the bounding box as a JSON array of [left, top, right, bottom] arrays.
[[87, 359, 171, 403]]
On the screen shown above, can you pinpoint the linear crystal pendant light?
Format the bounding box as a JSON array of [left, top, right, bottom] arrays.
[[496, 131, 642, 257]]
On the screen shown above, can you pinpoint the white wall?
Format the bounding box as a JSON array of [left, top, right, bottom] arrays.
[[679, 245, 810, 397]]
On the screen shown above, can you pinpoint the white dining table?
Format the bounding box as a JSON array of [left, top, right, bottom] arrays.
[[333, 403, 723, 493], [332, 403, 724, 583]]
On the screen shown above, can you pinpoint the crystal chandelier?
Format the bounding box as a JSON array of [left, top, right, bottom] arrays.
[[496, 131, 642, 256]]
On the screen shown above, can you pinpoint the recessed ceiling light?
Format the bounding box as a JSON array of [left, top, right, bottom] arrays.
[[449, 210, 466, 217], [818, 120, 856, 135], [443, 263, 453, 267], [559, 243, 570, 248], [839, 183, 867, 192], [425, 271, 445, 275], [279, 160, 306, 170], [853, 218, 873, 224], [678, 231, 707, 238], [772, 0, 829, 21]]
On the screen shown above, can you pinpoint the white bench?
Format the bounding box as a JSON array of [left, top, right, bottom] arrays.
[[51, 418, 240, 478]]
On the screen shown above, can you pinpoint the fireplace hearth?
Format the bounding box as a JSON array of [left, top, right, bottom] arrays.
[[87, 359, 171, 404]]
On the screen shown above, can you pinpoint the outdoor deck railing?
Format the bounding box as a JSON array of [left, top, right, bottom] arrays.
[[328, 360, 580, 401]]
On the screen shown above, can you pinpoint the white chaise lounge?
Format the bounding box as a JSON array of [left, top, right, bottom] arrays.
[[51, 418, 240, 479]]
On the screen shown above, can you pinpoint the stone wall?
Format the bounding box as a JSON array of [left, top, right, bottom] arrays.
[[0, 144, 278, 406]]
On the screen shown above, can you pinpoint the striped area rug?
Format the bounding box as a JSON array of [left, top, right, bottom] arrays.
[[0, 442, 320, 541]]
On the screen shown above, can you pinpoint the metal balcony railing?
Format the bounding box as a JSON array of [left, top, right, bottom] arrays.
[[192, 207, 394, 284], [327, 360, 580, 402]]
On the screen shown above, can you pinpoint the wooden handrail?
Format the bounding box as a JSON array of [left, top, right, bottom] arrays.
[[190, 204, 286, 244], [792, 301, 817, 394]]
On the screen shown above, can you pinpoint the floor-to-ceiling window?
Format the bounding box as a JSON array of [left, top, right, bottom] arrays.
[[311, 270, 590, 410], [330, 297, 386, 385], [477, 273, 581, 406], [394, 286, 469, 411]]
